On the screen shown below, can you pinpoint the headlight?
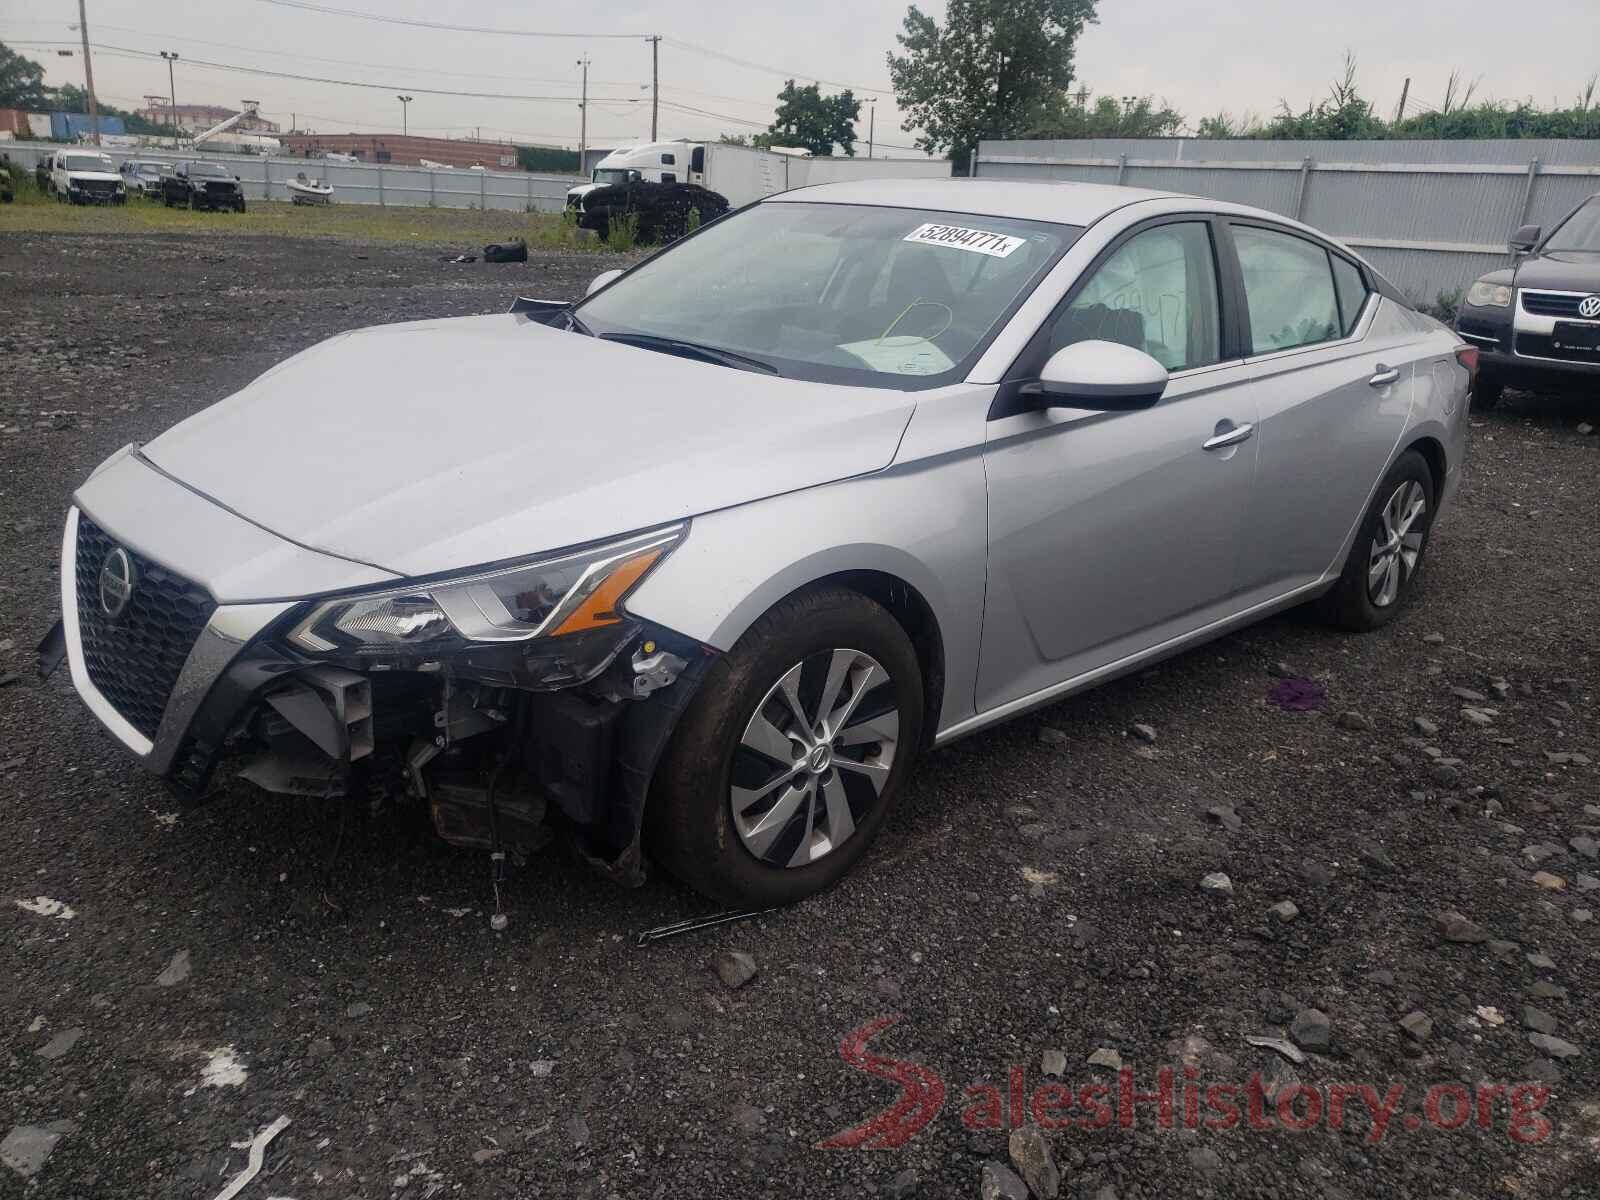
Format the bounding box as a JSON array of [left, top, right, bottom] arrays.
[[286, 525, 685, 683], [1465, 279, 1513, 308]]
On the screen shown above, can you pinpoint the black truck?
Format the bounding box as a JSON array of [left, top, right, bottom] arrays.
[[571, 179, 730, 243], [1455, 192, 1600, 407], [161, 161, 247, 212]]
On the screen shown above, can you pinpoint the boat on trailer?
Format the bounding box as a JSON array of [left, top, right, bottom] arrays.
[[287, 173, 333, 205]]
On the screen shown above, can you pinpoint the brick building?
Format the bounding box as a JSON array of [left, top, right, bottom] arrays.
[[276, 132, 529, 170]]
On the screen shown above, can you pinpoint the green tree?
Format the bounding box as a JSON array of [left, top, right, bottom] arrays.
[[0, 41, 50, 110], [1025, 92, 1184, 138], [887, 0, 1098, 164], [767, 80, 860, 156]]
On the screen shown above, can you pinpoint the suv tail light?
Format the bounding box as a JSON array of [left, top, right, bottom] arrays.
[[1455, 345, 1479, 379]]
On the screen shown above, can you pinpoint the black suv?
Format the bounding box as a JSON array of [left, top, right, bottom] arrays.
[[161, 160, 246, 212], [1456, 192, 1600, 407]]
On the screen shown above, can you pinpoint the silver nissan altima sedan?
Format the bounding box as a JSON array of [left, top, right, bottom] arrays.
[[42, 179, 1473, 905]]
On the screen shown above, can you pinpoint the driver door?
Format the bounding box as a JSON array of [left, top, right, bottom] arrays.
[[976, 217, 1260, 712]]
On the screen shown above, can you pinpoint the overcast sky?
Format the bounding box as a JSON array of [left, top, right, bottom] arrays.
[[7, 0, 1597, 153]]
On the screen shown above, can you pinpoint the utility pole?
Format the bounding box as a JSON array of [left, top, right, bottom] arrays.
[[576, 54, 589, 166], [648, 36, 660, 141], [1394, 77, 1411, 124], [867, 97, 876, 159], [160, 51, 179, 148], [76, 0, 100, 145], [397, 94, 412, 137]]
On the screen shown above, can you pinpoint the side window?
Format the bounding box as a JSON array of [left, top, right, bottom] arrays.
[[1047, 222, 1222, 372], [660, 172, 676, 183], [1234, 226, 1341, 353], [660, 152, 676, 166], [1330, 255, 1369, 336]]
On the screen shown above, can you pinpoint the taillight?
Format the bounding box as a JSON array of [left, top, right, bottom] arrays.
[[1455, 345, 1479, 378]]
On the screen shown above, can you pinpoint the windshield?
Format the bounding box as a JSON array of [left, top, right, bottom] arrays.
[[188, 163, 228, 178], [576, 202, 1078, 388], [592, 168, 636, 185], [65, 154, 114, 172], [1545, 199, 1600, 253]]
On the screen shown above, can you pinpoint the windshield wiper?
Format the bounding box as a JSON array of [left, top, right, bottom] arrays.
[[566, 308, 595, 337], [599, 332, 779, 375]]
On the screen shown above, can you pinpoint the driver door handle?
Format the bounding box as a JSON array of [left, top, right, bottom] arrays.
[[1369, 364, 1401, 387], [1203, 422, 1254, 451]]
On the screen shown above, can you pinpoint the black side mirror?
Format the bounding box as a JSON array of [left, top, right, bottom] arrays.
[[1509, 224, 1541, 254]]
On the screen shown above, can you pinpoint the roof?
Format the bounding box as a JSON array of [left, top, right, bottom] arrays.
[[766, 177, 1185, 226]]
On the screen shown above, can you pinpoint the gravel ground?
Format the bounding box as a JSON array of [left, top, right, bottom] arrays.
[[1, 229, 1597, 1200]]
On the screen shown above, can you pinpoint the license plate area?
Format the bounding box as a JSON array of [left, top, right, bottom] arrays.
[[1552, 321, 1600, 352]]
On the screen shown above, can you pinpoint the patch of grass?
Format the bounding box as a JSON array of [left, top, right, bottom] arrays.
[[0, 196, 603, 248], [603, 209, 641, 253]]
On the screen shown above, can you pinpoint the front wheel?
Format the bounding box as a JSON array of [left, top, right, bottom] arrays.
[[1316, 450, 1436, 631], [647, 588, 924, 906]]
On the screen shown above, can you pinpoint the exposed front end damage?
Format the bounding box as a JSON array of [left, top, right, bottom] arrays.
[[211, 627, 712, 884], [48, 497, 716, 887]]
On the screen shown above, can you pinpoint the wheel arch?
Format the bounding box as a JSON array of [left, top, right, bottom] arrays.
[[1403, 433, 1447, 500]]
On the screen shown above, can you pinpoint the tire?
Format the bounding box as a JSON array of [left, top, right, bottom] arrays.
[[1472, 372, 1504, 412], [236, 199, 246, 213], [647, 587, 925, 906], [1316, 449, 1436, 632]]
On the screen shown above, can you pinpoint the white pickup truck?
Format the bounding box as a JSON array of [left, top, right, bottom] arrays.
[[49, 149, 127, 205]]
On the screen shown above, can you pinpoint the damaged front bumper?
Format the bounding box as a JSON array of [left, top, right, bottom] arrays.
[[45, 458, 715, 885]]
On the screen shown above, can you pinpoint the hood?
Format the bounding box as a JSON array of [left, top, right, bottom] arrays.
[[567, 182, 599, 199], [1514, 251, 1600, 294], [66, 170, 121, 183], [141, 314, 916, 580]]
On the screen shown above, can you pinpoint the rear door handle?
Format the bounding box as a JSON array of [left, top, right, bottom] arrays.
[[1203, 422, 1254, 451], [1369, 364, 1401, 387]]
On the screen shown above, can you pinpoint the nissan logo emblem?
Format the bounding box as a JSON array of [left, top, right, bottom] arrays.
[[1578, 295, 1600, 319], [98, 547, 136, 619]]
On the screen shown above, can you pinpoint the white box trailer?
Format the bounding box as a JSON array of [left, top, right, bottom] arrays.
[[567, 140, 950, 213]]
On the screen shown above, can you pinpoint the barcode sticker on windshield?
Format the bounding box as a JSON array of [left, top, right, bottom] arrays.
[[903, 222, 1025, 258]]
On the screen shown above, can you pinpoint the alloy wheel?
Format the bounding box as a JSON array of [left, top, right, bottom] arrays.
[[1367, 480, 1427, 607], [730, 648, 900, 868]]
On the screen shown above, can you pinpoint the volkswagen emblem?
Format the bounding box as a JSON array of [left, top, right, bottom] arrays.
[[1578, 295, 1600, 319], [98, 547, 137, 619]]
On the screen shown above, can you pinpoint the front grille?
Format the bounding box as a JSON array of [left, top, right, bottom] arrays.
[[205, 182, 236, 196], [74, 515, 216, 741], [1520, 291, 1594, 319], [78, 179, 117, 195], [1515, 333, 1600, 365]]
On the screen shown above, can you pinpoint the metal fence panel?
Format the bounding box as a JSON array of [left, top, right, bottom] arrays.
[[3, 141, 577, 214], [976, 137, 1600, 300]]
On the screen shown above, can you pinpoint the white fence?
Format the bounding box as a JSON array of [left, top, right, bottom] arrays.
[[5, 141, 577, 213], [975, 137, 1600, 301]]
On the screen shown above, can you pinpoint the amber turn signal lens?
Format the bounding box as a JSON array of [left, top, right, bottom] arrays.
[[548, 547, 664, 636]]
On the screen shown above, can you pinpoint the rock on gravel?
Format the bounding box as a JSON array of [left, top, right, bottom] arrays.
[[1399, 1011, 1432, 1042], [1336, 710, 1374, 731], [1040, 1049, 1067, 1078], [1206, 805, 1242, 833], [1008, 1124, 1061, 1199], [884, 1168, 919, 1199], [1289, 1009, 1331, 1051], [1434, 910, 1490, 943], [1128, 722, 1157, 743], [35, 1027, 82, 1061], [1522, 1006, 1559, 1034], [1087, 1048, 1123, 1070], [1527, 1033, 1580, 1059], [714, 950, 758, 989], [1200, 872, 1234, 896], [1267, 899, 1299, 922], [155, 950, 191, 987], [1, 1122, 74, 1179], [980, 1161, 1030, 1200]]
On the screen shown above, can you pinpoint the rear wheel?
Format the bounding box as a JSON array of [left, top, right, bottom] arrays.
[[1316, 450, 1435, 631], [647, 588, 924, 906]]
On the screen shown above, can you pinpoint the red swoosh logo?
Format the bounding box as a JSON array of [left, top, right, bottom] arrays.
[[817, 1016, 946, 1149]]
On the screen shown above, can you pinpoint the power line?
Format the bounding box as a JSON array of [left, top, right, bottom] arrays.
[[661, 37, 891, 96], [251, 0, 650, 40]]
